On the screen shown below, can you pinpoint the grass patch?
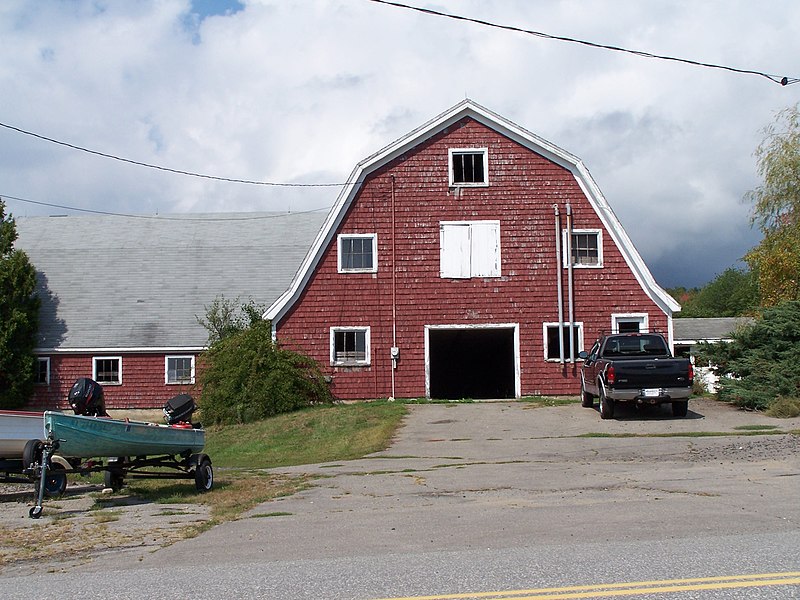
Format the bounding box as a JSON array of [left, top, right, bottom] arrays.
[[520, 396, 581, 407], [124, 471, 312, 534], [734, 425, 779, 431], [249, 511, 293, 518], [204, 401, 407, 469]]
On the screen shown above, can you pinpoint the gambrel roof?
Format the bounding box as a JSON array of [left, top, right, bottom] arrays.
[[15, 211, 326, 351], [266, 99, 679, 325]]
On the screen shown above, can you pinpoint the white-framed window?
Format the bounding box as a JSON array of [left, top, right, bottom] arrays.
[[440, 220, 501, 278], [338, 233, 377, 273], [612, 313, 649, 334], [93, 356, 122, 385], [448, 148, 488, 186], [35, 357, 50, 385], [563, 229, 603, 267], [543, 322, 584, 361], [165, 355, 195, 385], [330, 327, 371, 366]]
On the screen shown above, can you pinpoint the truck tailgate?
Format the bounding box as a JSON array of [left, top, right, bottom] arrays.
[[612, 359, 691, 388]]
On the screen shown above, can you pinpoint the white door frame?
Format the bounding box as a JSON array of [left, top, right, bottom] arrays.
[[424, 323, 521, 398]]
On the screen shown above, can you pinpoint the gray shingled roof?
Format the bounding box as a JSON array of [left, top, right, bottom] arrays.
[[14, 212, 327, 351], [673, 317, 754, 343]]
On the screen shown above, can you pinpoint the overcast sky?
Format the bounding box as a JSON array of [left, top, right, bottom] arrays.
[[2, 0, 799, 288]]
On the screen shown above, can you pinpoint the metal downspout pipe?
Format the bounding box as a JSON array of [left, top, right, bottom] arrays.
[[566, 203, 576, 363], [390, 175, 397, 401], [553, 205, 565, 365]]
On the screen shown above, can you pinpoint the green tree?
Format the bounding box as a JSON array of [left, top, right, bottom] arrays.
[[197, 299, 334, 425], [745, 104, 800, 306], [0, 200, 41, 408], [675, 268, 759, 317], [696, 300, 800, 411]]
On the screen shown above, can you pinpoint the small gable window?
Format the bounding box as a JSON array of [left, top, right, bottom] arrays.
[[338, 234, 377, 273], [449, 148, 488, 186], [564, 229, 603, 268]]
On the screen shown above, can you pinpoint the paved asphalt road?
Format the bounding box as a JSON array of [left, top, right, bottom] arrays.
[[4, 398, 800, 599]]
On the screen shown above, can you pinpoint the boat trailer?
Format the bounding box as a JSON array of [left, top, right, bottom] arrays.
[[28, 436, 213, 519]]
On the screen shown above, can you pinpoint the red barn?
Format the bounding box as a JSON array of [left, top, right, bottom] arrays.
[[267, 100, 679, 400]]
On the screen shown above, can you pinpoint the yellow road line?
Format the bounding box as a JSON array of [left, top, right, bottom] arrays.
[[374, 571, 800, 600]]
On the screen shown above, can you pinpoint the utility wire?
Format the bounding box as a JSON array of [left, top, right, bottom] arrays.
[[368, 0, 799, 86], [1, 193, 331, 221], [0, 121, 356, 188]]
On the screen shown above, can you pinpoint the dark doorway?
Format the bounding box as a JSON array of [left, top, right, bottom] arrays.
[[429, 328, 516, 400]]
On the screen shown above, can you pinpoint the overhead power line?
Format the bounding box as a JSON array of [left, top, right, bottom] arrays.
[[0, 121, 353, 188], [368, 0, 799, 86], [1, 193, 331, 221]]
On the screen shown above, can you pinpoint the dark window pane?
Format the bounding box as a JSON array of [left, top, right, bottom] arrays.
[[341, 237, 373, 271], [452, 152, 485, 184], [334, 330, 367, 362], [571, 233, 599, 265], [547, 325, 580, 359]]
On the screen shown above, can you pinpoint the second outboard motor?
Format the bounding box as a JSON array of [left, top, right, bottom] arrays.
[[68, 378, 108, 417], [163, 393, 196, 425]]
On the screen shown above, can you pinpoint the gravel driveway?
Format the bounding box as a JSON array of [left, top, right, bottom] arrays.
[[2, 397, 799, 576]]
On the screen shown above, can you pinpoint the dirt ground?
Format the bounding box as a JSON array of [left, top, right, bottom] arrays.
[[1, 397, 798, 576]]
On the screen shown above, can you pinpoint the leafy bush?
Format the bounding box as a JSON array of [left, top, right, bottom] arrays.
[[698, 300, 800, 411], [198, 317, 334, 425]]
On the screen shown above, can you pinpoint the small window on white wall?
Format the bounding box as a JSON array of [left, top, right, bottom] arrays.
[[93, 357, 122, 385], [612, 314, 649, 334], [440, 220, 501, 278], [166, 356, 195, 384], [331, 327, 371, 366]]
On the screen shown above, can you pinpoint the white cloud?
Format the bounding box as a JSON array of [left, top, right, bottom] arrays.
[[1, 0, 799, 286]]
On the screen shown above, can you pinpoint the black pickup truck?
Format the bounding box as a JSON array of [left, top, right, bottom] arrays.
[[578, 333, 693, 419]]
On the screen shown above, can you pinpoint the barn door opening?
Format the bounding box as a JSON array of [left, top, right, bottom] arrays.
[[428, 327, 517, 400]]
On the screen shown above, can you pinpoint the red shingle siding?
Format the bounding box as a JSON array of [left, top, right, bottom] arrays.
[[28, 354, 198, 410], [276, 118, 669, 399]]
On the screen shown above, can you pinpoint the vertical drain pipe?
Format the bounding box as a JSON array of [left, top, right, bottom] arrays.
[[553, 205, 565, 365], [566, 203, 576, 363], [390, 175, 397, 401]]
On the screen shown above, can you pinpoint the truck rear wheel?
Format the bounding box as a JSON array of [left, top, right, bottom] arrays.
[[599, 390, 615, 419], [672, 400, 688, 417], [580, 377, 594, 408]]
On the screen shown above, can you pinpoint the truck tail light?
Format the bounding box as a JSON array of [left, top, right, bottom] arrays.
[[688, 362, 694, 382], [607, 365, 616, 385]]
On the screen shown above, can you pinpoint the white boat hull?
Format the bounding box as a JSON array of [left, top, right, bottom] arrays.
[[0, 410, 45, 459]]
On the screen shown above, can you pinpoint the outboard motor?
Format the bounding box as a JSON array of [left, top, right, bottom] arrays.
[[163, 393, 196, 425], [68, 378, 108, 417]]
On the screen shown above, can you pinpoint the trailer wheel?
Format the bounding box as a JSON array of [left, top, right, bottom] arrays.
[[44, 464, 68, 497], [599, 389, 615, 420], [104, 459, 126, 492], [104, 469, 124, 492], [194, 455, 213, 492], [22, 439, 43, 469], [29, 506, 43, 519]]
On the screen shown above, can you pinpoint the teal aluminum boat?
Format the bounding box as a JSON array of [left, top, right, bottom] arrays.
[[43, 411, 205, 459]]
